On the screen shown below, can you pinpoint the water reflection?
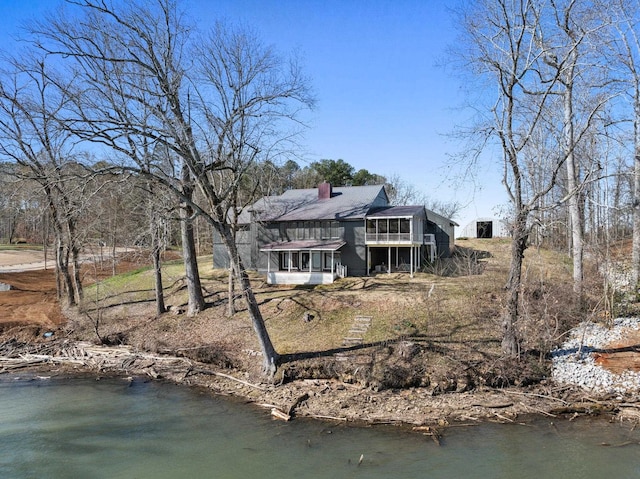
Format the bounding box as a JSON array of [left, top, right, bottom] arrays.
[[1, 377, 639, 478]]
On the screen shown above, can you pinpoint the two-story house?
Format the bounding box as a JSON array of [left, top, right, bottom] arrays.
[[213, 182, 457, 285]]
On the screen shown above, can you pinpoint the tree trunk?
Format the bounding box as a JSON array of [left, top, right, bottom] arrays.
[[152, 243, 166, 316], [71, 242, 83, 302], [180, 162, 205, 316], [57, 242, 76, 306], [632, 87, 640, 295], [151, 212, 167, 315], [217, 222, 279, 374], [180, 205, 205, 315], [502, 211, 528, 357], [227, 263, 236, 317], [563, 61, 584, 298]]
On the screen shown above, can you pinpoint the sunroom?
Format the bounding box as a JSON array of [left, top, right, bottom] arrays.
[[260, 239, 347, 285]]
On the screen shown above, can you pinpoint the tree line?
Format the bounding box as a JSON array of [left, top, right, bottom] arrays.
[[454, 0, 640, 355]]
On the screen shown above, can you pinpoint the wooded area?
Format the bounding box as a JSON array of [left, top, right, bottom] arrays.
[[0, 0, 639, 369], [453, 0, 640, 355]]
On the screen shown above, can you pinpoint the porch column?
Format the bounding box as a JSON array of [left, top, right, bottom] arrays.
[[308, 250, 312, 273], [410, 218, 413, 243], [267, 252, 271, 273], [288, 252, 292, 272], [331, 250, 335, 274], [387, 246, 391, 274], [366, 246, 370, 276], [410, 246, 414, 278]]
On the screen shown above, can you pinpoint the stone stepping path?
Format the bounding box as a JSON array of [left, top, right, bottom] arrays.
[[341, 316, 372, 347]]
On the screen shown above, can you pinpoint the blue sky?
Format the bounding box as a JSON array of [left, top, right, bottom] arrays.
[[0, 0, 506, 230]]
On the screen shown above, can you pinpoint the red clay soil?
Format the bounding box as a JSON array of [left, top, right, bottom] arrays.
[[0, 250, 157, 334], [0, 269, 63, 331], [594, 330, 640, 374]]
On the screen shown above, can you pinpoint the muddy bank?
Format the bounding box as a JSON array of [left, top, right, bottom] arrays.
[[2, 338, 638, 430]]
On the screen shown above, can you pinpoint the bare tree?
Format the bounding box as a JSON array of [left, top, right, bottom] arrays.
[[0, 57, 88, 305], [610, 0, 640, 293], [454, 0, 571, 355], [454, 0, 616, 354], [535, 0, 612, 297], [33, 0, 314, 373]]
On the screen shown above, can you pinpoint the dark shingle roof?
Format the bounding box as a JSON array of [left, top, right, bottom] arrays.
[[249, 184, 388, 222], [367, 205, 426, 218]]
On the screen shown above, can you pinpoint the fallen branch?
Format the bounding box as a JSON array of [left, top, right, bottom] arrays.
[[520, 402, 557, 418], [187, 368, 266, 391], [471, 402, 513, 409], [501, 389, 569, 405], [307, 414, 347, 422], [271, 408, 291, 421]]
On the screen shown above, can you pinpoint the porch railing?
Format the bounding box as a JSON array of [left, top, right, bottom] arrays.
[[365, 232, 413, 243], [423, 234, 435, 245]]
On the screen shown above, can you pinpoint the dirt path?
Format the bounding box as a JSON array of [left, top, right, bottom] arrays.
[[0, 249, 50, 272]]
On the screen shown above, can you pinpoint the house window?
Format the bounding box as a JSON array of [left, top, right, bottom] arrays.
[[400, 218, 410, 234], [379, 219, 388, 234], [389, 219, 399, 234], [284, 222, 296, 240], [366, 219, 376, 234], [321, 220, 340, 239], [331, 221, 340, 238], [323, 252, 340, 270], [279, 252, 299, 270], [321, 221, 329, 239]]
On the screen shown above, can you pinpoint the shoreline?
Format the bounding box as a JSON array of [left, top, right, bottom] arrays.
[[1, 338, 636, 432], [2, 251, 640, 432]]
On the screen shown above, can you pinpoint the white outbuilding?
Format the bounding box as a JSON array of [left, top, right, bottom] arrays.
[[460, 217, 509, 239]]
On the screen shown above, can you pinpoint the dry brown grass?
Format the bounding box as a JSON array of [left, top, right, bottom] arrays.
[[60, 238, 599, 388]]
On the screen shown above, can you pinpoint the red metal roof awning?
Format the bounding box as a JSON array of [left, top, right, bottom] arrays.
[[260, 239, 346, 252]]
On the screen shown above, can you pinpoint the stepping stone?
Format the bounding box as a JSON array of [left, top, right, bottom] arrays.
[[341, 316, 373, 347]]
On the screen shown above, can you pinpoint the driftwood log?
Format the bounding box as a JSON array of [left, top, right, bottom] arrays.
[[0, 339, 191, 377]]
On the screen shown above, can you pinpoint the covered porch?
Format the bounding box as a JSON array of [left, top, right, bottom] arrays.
[[365, 206, 435, 277], [367, 244, 427, 277], [260, 239, 347, 285]]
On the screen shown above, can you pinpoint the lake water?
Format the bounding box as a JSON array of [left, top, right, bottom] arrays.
[[1, 376, 639, 479]]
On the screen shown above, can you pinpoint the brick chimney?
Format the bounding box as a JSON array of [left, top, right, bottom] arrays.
[[318, 181, 332, 200]]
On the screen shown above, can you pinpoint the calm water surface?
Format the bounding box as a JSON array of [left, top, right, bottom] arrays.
[[1, 377, 639, 478]]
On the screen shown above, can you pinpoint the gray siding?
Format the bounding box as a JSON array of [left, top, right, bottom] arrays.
[[339, 220, 367, 276], [425, 221, 453, 258], [212, 226, 256, 270], [212, 186, 458, 278]]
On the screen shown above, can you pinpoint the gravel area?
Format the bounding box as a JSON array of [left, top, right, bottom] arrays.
[[552, 318, 640, 395]]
